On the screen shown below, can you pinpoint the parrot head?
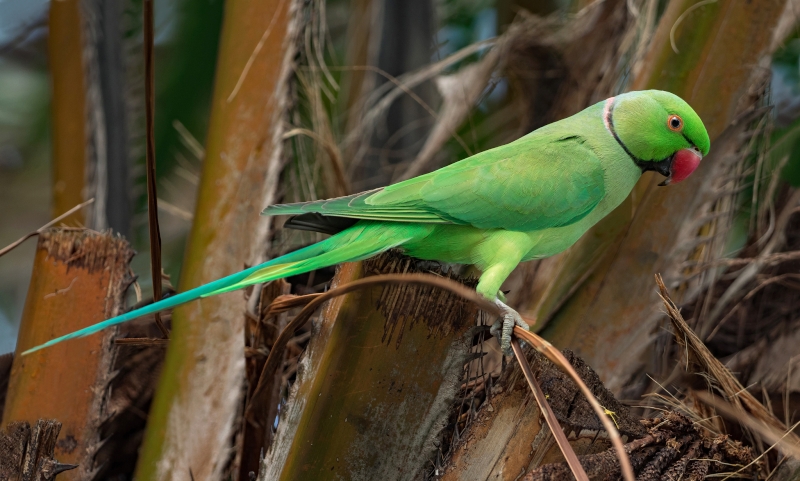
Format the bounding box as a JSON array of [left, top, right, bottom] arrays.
[[605, 90, 710, 185]]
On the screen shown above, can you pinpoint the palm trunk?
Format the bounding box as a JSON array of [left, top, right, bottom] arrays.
[[48, 0, 132, 232], [48, 0, 89, 226], [133, 0, 304, 478]]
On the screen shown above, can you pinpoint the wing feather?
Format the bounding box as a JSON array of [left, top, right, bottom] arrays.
[[263, 133, 606, 232]]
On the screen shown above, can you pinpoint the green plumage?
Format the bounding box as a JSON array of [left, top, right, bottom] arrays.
[[267, 122, 607, 232], [23, 90, 710, 355]]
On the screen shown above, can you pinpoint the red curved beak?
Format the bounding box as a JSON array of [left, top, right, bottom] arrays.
[[659, 148, 702, 186]]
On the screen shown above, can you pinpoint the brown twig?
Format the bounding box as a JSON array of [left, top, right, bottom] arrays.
[[143, 0, 168, 340], [511, 339, 589, 481], [0, 199, 94, 259], [691, 250, 800, 270], [513, 327, 635, 481], [245, 273, 500, 424], [262, 293, 322, 318], [706, 272, 800, 342]]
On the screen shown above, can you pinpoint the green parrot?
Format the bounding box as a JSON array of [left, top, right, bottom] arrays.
[[23, 90, 709, 356]]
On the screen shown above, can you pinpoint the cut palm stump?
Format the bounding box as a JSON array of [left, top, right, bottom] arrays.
[[2, 229, 134, 480]]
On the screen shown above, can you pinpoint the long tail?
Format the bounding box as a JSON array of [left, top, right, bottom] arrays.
[[22, 222, 414, 355]]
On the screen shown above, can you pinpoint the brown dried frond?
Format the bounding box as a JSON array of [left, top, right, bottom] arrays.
[[656, 274, 798, 444], [654, 273, 800, 475]]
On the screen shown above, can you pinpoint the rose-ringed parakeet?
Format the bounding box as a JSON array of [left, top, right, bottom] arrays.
[[23, 90, 709, 356]]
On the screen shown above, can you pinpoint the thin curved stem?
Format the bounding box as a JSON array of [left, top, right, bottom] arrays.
[[514, 326, 635, 481]]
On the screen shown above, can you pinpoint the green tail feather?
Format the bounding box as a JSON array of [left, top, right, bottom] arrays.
[[22, 222, 412, 355]]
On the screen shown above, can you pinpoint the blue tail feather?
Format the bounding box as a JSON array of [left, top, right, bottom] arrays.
[[20, 240, 338, 355], [20, 222, 406, 355], [21, 266, 255, 355]]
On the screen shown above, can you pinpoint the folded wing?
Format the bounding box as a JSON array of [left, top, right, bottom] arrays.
[[264, 135, 606, 233]]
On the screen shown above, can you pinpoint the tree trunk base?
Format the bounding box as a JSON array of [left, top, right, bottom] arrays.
[[0, 419, 78, 480]]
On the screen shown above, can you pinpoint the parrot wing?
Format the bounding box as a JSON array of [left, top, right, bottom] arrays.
[[264, 134, 606, 232]]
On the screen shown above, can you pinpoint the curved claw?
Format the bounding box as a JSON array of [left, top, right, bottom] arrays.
[[491, 299, 529, 357]]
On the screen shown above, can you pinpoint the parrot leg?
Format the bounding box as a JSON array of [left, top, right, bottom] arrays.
[[490, 299, 529, 357], [473, 234, 534, 356]]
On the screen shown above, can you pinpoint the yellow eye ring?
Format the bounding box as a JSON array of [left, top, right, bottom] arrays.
[[667, 114, 683, 132]]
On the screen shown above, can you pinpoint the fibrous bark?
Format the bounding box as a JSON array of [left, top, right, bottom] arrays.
[[522, 412, 753, 481], [0, 419, 77, 481], [441, 348, 754, 481], [441, 347, 644, 481]]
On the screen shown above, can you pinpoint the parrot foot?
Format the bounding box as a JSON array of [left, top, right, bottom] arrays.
[[490, 299, 529, 357]]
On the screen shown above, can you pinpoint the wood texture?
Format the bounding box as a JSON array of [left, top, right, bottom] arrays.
[[259, 254, 482, 480], [0, 420, 77, 481]]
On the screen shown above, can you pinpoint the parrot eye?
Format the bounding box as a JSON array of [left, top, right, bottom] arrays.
[[667, 114, 683, 132]]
